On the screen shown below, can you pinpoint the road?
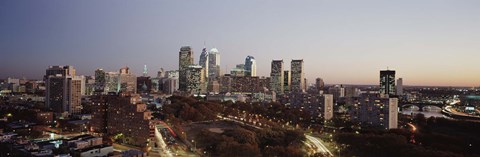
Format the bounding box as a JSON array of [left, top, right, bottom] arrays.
[[305, 134, 333, 156]]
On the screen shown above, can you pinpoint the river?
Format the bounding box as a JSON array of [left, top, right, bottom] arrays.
[[400, 105, 448, 118]]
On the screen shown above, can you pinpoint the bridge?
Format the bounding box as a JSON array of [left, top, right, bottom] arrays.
[[400, 103, 444, 112]]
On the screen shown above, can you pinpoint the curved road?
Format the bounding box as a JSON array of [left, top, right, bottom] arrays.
[[305, 134, 333, 156]]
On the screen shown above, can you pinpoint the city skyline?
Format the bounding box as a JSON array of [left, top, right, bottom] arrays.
[[1, 1, 480, 86]]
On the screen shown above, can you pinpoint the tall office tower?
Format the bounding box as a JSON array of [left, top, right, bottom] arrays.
[[270, 60, 284, 94], [396, 78, 403, 95], [45, 65, 82, 116], [324, 94, 334, 120], [199, 47, 209, 80], [179, 46, 194, 91], [94, 69, 106, 93], [186, 65, 205, 94], [348, 94, 398, 129], [291, 59, 305, 92], [84, 76, 95, 96], [164, 78, 179, 94], [283, 70, 291, 93], [104, 72, 120, 93], [45, 65, 76, 78], [380, 70, 396, 98], [143, 65, 148, 77], [119, 67, 137, 93], [157, 68, 165, 78], [208, 48, 221, 79], [244, 56, 257, 77], [315, 78, 325, 91]]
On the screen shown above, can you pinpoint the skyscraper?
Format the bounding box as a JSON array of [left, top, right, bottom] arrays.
[[94, 69, 106, 93], [380, 70, 396, 98], [143, 65, 148, 77], [45, 65, 82, 116], [199, 47, 209, 80], [186, 65, 205, 94], [270, 60, 284, 94], [179, 46, 194, 91], [315, 78, 324, 91], [291, 59, 305, 92], [283, 70, 291, 93], [119, 67, 137, 93], [324, 94, 334, 120], [396, 78, 403, 95], [244, 56, 256, 77], [208, 48, 221, 79], [104, 72, 120, 94]]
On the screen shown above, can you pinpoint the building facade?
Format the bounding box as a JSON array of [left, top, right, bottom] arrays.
[[199, 47, 209, 81], [380, 70, 396, 98], [208, 48, 221, 79], [348, 94, 398, 129], [270, 60, 284, 94], [244, 56, 256, 77], [179, 46, 194, 91], [91, 94, 154, 147], [291, 59, 305, 92], [45, 65, 82, 116], [396, 78, 403, 95], [186, 65, 205, 94], [283, 70, 291, 93]]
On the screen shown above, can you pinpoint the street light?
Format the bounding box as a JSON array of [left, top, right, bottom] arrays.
[[192, 140, 196, 151]]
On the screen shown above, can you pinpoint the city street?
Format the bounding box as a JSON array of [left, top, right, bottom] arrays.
[[305, 134, 333, 156]]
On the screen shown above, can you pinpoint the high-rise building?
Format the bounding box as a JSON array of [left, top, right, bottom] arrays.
[[324, 94, 334, 120], [199, 47, 209, 80], [164, 77, 179, 94], [282, 93, 333, 120], [166, 70, 179, 78], [143, 65, 148, 77], [230, 64, 246, 77], [270, 60, 284, 94], [119, 67, 137, 93], [396, 78, 403, 95], [315, 78, 324, 91], [45, 65, 82, 116], [45, 65, 76, 78], [380, 70, 396, 98], [186, 65, 205, 94], [348, 94, 398, 129], [91, 94, 153, 147], [94, 69, 106, 93], [179, 46, 194, 91], [244, 56, 256, 77], [104, 72, 120, 94], [208, 48, 221, 79], [283, 70, 291, 93], [157, 68, 165, 78], [291, 59, 305, 92]]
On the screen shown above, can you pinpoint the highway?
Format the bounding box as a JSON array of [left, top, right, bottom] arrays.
[[305, 134, 333, 156]]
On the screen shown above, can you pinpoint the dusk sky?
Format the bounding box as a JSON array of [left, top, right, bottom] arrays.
[[1, 0, 480, 86]]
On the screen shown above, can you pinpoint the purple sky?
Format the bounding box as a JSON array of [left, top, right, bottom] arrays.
[[1, 0, 480, 86]]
